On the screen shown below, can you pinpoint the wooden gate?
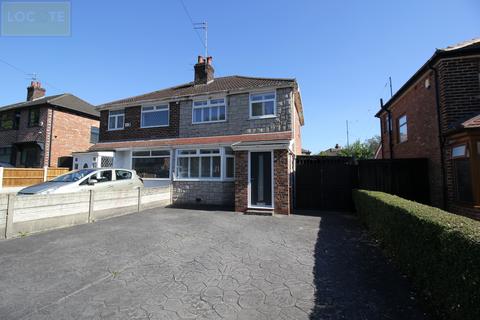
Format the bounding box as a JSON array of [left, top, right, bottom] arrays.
[[295, 156, 357, 211]]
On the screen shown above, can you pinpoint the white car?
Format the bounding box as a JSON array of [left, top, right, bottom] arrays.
[[18, 168, 144, 195]]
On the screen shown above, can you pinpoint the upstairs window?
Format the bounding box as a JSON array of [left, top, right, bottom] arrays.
[[28, 108, 40, 127], [141, 105, 169, 128], [14, 111, 20, 129], [90, 127, 99, 144], [192, 98, 226, 123], [0, 113, 13, 130], [108, 109, 124, 130], [250, 92, 276, 118], [397, 115, 408, 143]]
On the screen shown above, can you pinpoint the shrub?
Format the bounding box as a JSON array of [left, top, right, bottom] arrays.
[[353, 190, 480, 320]]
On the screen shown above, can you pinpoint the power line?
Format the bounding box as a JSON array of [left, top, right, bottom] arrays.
[[0, 57, 62, 91], [177, 0, 207, 53]]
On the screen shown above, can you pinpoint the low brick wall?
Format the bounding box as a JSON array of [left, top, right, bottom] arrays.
[[0, 186, 171, 239], [172, 181, 234, 207]]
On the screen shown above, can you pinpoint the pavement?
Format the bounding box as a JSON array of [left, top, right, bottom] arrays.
[[0, 208, 427, 320]]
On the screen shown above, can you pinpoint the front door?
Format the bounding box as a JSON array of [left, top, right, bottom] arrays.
[[249, 151, 273, 208]]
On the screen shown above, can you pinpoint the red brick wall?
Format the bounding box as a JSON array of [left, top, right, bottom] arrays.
[[49, 110, 99, 167], [234, 151, 248, 212], [437, 57, 480, 218], [436, 57, 480, 132], [293, 99, 302, 155], [234, 150, 291, 214], [99, 102, 179, 142], [274, 149, 291, 214], [380, 71, 444, 207]]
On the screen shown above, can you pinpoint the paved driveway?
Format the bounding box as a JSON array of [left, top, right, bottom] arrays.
[[0, 208, 426, 320]]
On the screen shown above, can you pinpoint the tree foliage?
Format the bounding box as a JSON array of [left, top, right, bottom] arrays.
[[338, 135, 380, 159]]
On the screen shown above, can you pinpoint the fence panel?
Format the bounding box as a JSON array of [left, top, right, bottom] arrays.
[[2, 167, 69, 187], [294, 157, 430, 212], [358, 158, 430, 204]]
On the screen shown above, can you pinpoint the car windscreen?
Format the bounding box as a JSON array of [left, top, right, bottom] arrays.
[[51, 169, 97, 182]]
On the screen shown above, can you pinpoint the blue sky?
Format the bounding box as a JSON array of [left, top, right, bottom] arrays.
[[0, 0, 479, 153]]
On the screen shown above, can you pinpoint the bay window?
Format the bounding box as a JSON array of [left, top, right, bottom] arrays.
[[250, 92, 276, 118], [141, 105, 169, 128], [192, 98, 226, 123], [132, 150, 170, 179], [176, 147, 234, 180]]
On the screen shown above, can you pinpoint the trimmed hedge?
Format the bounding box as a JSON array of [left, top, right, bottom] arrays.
[[353, 190, 480, 320]]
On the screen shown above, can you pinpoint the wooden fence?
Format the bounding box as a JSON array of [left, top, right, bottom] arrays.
[[295, 157, 430, 211], [0, 167, 70, 188]]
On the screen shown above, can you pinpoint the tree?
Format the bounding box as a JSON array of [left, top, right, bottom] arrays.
[[338, 135, 380, 159]]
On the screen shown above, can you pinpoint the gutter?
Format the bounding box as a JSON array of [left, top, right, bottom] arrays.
[[48, 109, 54, 167]]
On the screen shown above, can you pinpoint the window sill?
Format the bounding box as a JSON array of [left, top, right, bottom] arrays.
[[174, 178, 224, 182], [140, 124, 170, 129], [192, 120, 227, 125], [249, 115, 276, 120], [107, 128, 124, 131]]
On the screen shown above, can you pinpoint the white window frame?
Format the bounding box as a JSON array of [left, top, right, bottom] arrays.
[[192, 97, 227, 124], [247, 150, 274, 209], [224, 149, 235, 181], [108, 109, 125, 131], [249, 91, 276, 119], [141, 104, 170, 128], [397, 114, 408, 143], [131, 149, 172, 180], [175, 147, 234, 181]]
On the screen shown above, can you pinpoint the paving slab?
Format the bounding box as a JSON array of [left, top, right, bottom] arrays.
[[0, 208, 427, 319]]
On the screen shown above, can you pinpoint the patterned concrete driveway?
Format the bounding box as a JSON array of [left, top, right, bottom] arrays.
[[0, 208, 426, 320]]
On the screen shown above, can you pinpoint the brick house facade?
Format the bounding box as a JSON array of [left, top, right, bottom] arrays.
[[93, 56, 304, 214], [0, 82, 99, 168], [377, 39, 480, 220]]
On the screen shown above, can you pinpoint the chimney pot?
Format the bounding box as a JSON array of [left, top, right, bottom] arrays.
[[194, 56, 214, 85], [26, 81, 46, 101]]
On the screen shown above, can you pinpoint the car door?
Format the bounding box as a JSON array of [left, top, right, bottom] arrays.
[[93, 169, 114, 191], [114, 169, 135, 190]]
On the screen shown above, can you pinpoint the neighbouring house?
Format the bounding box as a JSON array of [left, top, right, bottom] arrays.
[[319, 144, 342, 156], [71, 151, 115, 170], [0, 81, 100, 168], [376, 38, 480, 219], [91, 56, 304, 214]]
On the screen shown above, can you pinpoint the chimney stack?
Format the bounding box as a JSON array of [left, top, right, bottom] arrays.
[[26, 81, 46, 101], [194, 55, 214, 85]]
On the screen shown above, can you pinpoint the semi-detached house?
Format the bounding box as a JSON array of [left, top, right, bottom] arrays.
[[92, 56, 304, 214]]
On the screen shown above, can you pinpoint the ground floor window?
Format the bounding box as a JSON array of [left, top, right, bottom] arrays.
[[0, 147, 12, 164], [452, 144, 474, 203], [176, 147, 234, 180], [132, 150, 170, 179]]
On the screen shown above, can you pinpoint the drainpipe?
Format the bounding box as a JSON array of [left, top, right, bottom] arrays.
[[48, 109, 54, 167], [430, 66, 447, 209], [380, 98, 394, 159]]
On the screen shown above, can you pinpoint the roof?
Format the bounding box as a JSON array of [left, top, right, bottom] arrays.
[[90, 132, 292, 151], [461, 114, 480, 129], [376, 38, 480, 117], [0, 94, 99, 118], [99, 76, 297, 108]]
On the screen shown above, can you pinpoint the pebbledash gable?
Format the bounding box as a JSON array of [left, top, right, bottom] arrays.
[[94, 56, 304, 214]]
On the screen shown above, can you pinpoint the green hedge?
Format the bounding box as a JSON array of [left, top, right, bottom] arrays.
[[353, 190, 480, 320]]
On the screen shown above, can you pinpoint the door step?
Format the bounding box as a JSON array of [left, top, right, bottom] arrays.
[[244, 209, 274, 216]]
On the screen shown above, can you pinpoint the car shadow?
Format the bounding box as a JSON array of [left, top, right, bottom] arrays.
[[308, 211, 427, 320]]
